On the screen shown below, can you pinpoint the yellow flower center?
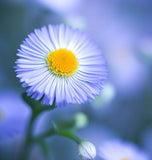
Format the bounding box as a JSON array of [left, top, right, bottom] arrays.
[[46, 48, 78, 77], [121, 158, 130, 160]]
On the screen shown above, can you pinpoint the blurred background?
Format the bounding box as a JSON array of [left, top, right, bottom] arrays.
[[0, 0, 152, 159]]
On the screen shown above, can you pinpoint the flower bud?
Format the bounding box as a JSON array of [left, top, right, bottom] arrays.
[[78, 141, 96, 160], [74, 112, 88, 129]]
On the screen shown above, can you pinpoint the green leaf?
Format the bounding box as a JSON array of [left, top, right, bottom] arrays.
[[39, 140, 50, 157], [51, 121, 59, 133]]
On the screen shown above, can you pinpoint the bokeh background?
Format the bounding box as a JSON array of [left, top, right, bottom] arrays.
[[0, 0, 152, 159]]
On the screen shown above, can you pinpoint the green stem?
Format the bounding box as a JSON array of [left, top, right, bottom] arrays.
[[21, 95, 81, 160], [58, 130, 81, 144], [21, 110, 37, 160], [33, 128, 81, 144], [21, 106, 53, 160], [39, 105, 55, 112], [32, 129, 56, 143]]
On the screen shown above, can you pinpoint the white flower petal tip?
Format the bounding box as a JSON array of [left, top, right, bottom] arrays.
[[78, 141, 96, 160], [15, 24, 108, 107]]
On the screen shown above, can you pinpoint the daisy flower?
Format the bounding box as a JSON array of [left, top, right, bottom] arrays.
[[98, 139, 150, 160], [15, 24, 107, 107]]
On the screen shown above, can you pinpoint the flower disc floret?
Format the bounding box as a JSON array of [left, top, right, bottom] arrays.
[[46, 48, 78, 77]]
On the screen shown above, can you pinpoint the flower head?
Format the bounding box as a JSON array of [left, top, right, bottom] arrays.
[[78, 141, 96, 160], [15, 24, 107, 107], [98, 139, 150, 160]]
